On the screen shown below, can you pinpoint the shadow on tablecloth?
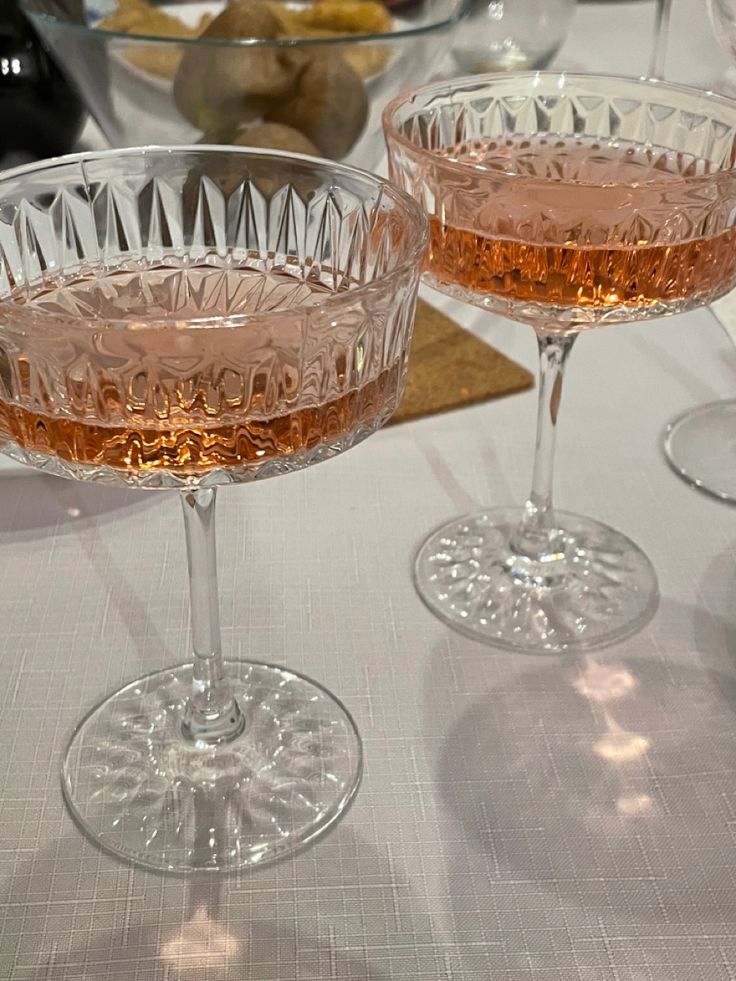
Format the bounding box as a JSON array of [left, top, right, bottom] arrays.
[[0, 820, 439, 980], [0, 468, 149, 539], [431, 591, 736, 974]]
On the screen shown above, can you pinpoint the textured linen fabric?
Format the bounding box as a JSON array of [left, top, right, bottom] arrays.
[[3, 2, 736, 976]]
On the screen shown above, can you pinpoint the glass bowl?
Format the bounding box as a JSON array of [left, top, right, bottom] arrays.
[[21, 0, 469, 168]]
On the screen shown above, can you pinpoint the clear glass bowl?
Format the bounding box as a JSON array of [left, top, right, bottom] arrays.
[[21, 0, 469, 168]]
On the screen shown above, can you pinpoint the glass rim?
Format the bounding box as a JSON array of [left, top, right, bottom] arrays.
[[0, 144, 429, 333], [382, 70, 736, 188], [20, 0, 471, 49]]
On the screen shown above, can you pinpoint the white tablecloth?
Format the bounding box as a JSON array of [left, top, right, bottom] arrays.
[[4, 2, 736, 979]]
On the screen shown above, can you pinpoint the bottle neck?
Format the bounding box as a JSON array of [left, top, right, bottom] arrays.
[[0, 0, 86, 164]]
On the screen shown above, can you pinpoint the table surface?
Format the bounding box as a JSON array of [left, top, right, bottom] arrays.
[[4, 1, 736, 979]]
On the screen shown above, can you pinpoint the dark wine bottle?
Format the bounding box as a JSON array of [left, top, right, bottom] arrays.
[[0, 0, 85, 167]]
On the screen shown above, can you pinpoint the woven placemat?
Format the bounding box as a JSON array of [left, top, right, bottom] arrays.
[[390, 300, 534, 425]]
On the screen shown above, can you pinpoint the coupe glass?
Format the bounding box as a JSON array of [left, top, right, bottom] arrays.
[[661, 0, 736, 502], [384, 72, 736, 653], [0, 146, 427, 872]]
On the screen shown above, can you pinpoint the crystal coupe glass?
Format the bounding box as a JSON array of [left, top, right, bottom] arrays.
[[0, 146, 427, 872], [384, 73, 736, 653]]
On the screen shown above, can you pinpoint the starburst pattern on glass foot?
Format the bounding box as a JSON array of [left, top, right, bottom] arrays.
[[62, 661, 362, 873], [414, 508, 659, 654]]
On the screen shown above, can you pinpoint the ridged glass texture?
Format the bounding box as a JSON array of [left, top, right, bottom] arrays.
[[0, 147, 426, 488], [382, 73, 736, 654], [385, 73, 736, 328]]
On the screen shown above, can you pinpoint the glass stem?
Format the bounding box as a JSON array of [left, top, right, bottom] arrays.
[[180, 487, 245, 745], [510, 331, 577, 561], [649, 0, 673, 78]]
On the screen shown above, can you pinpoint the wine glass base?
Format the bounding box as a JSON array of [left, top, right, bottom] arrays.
[[414, 508, 659, 653], [62, 661, 362, 874], [663, 399, 736, 503]]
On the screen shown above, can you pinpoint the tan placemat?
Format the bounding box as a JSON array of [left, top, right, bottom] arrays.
[[390, 300, 534, 425]]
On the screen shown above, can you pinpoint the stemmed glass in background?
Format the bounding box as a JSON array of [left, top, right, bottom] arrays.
[[661, 0, 736, 502], [450, 0, 575, 75], [384, 72, 736, 653], [706, 0, 736, 95], [650, 0, 674, 78], [0, 146, 427, 872]]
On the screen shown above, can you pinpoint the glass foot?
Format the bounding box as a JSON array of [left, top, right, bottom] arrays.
[[414, 508, 659, 653], [663, 399, 736, 503], [62, 661, 362, 873]]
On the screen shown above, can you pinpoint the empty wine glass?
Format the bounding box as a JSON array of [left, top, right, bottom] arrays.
[[451, 0, 575, 75], [384, 72, 736, 653], [0, 146, 427, 871], [661, 0, 736, 502]]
